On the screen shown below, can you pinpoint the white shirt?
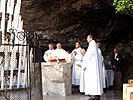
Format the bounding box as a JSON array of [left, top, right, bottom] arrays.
[[114, 53, 118, 59]]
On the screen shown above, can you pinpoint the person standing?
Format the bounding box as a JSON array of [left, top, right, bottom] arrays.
[[72, 42, 82, 86], [111, 48, 122, 90], [97, 42, 106, 89], [77, 49, 86, 93], [52, 43, 69, 59], [83, 35, 103, 100], [43, 44, 54, 62]]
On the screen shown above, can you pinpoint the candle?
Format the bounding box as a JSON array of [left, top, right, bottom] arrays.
[[4, 39, 9, 70], [0, 0, 2, 13], [22, 43, 27, 88], [0, 0, 6, 44], [7, 0, 15, 32], [21, 20, 23, 31], [28, 48, 33, 86], [1, 66, 4, 89], [9, 47, 16, 88], [7, 0, 11, 14], [13, 0, 22, 31], [17, 46, 23, 88], [0, 0, 6, 89], [17, 15, 21, 32], [7, 0, 15, 15]]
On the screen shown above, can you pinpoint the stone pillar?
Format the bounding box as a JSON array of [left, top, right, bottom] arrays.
[[41, 62, 72, 96]]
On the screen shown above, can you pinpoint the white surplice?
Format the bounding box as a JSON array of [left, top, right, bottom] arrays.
[[98, 48, 106, 89], [72, 47, 82, 85], [52, 48, 68, 59], [43, 49, 54, 62], [80, 56, 85, 92], [83, 40, 103, 96]]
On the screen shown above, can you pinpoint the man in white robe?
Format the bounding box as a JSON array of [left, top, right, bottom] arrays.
[[83, 35, 103, 100], [72, 42, 82, 86], [97, 42, 106, 89], [43, 44, 54, 62], [77, 49, 86, 93], [52, 43, 68, 59]]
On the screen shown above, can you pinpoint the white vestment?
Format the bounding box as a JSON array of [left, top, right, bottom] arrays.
[[83, 40, 103, 96], [72, 47, 82, 85], [106, 69, 114, 87], [52, 48, 68, 59], [98, 48, 106, 89], [102, 59, 106, 88], [43, 49, 54, 62], [80, 56, 85, 92]]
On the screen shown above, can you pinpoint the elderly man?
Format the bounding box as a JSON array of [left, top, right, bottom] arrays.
[[77, 49, 86, 93], [72, 42, 82, 86], [53, 43, 68, 59], [83, 35, 103, 100], [43, 44, 54, 62]]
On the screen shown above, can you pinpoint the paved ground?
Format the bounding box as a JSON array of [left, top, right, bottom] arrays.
[[43, 89, 122, 100], [0, 89, 122, 100]]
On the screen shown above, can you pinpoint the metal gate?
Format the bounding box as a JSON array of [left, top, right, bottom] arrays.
[[0, 30, 43, 100]]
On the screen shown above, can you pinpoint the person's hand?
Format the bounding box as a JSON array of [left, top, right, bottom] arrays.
[[77, 64, 82, 68], [73, 51, 77, 55], [45, 53, 48, 56], [113, 65, 116, 68]]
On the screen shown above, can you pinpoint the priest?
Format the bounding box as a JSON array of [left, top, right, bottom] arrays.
[[43, 44, 54, 62], [97, 42, 106, 89], [52, 43, 68, 59], [83, 35, 103, 100], [72, 42, 82, 86], [76, 49, 86, 93]]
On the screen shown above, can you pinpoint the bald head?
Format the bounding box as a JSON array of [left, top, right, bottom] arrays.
[[80, 49, 86, 56], [56, 43, 61, 49]]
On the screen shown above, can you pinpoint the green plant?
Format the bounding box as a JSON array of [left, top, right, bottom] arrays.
[[113, 0, 133, 13]]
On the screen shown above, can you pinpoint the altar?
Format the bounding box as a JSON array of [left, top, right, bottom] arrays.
[[41, 62, 72, 96]]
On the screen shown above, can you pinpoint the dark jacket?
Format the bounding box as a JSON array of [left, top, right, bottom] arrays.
[[111, 53, 123, 71]]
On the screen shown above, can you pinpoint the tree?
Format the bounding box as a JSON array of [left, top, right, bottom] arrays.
[[113, 0, 133, 15]]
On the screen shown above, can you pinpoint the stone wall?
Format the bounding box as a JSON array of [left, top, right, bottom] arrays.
[[21, 0, 133, 82]]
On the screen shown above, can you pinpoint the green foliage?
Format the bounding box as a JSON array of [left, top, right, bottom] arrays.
[[113, 0, 133, 13]]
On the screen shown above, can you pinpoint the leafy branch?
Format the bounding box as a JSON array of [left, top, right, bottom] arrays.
[[113, 0, 133, 14]]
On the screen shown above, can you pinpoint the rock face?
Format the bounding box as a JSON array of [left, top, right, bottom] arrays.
[[21, 0, 133, 82], [41, 62, 72, 96]]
